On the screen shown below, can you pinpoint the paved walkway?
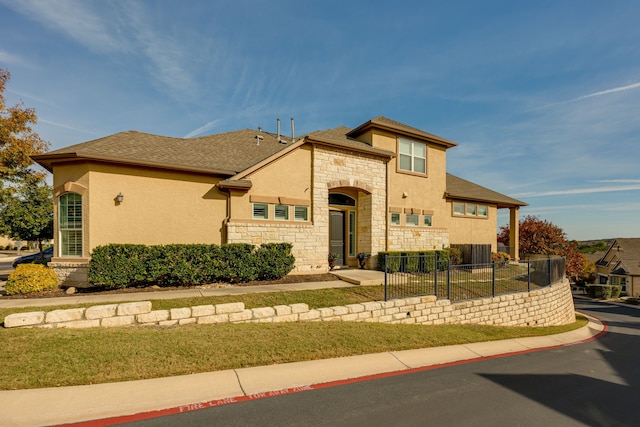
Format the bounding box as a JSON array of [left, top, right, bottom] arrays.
[[0, 270, 605, 427]]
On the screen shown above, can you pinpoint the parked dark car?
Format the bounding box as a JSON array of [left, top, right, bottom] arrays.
[[12, 247, 54, 268]]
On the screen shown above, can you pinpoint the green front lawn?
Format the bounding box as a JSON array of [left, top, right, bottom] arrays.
[[1, 286, 586, 390]]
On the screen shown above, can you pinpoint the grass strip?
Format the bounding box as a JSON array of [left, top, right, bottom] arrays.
[[1, 315, 587, 390]]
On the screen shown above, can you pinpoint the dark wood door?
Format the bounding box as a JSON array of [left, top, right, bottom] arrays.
[[329, 211, 345, 265]]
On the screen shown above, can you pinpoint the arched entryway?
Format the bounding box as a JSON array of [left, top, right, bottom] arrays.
[[328, 188, 372, 268]]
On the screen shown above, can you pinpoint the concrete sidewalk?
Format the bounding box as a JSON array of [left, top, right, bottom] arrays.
[[0, 317, 604, 427]]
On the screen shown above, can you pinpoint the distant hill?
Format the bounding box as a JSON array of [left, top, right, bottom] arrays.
[[575, 239, 613, 254]]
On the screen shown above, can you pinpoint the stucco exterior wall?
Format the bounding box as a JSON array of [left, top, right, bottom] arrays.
[[446, 203, 499, 251], [52, 162, 226, 259]]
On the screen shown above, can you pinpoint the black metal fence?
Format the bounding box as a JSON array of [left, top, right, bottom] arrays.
[[383, 254, 566, 302]]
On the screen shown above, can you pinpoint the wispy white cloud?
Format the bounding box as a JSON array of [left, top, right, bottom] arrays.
[[183, 119, 225, 138], [575, 82, 640, 101], [0, 49, 28, 66], [1, 0, 127, 53], [39, 119, 98, 135], [515, 184, 640, 198]]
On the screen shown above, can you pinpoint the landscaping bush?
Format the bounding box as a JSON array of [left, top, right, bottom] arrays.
[[377, 250, 452, 272], [5, 264, 59, 295], [586, 285, 613, 299], [254, 243, 295, 280], [89, 243, 295, 289], [610, 285, 622, 299]]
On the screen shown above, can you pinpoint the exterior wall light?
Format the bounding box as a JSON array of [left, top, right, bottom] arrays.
[[116, 193, 124, 203]]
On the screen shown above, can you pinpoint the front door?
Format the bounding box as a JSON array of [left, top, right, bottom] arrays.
[[329, 210, 345, 265]]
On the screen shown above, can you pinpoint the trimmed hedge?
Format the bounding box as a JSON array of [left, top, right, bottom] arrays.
[[89, 243, 295, 289], [585, 284, 623, 299], [5, 264, 59, 295], [377, 250, 453, 273]]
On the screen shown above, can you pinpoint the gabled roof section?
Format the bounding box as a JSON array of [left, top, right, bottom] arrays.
[[347, 116, 458, 149], [33, 129, 295, 176], [599, 238, 640, 276], [445, 173, 527, 208], [306, 126, 396, 159]]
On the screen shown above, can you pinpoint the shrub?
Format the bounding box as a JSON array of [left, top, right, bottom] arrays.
[[254, 243, 295, 280], [610, 285, 622, 299], [377, 250, 451, 272], [5, 264, 59, 295], [586, 285, 613, 299], [89, 243, 295, 288]]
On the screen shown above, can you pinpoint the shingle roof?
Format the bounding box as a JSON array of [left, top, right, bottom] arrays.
[[347, 116, 458, 148], [445, 173, 527, 208], [33, 129, 295, 175], [606, 238, 640, 276], [307, 126, 396, 158]]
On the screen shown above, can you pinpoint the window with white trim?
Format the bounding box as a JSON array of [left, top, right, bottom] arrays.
[[424, 214, 432, 227], [252, 203, 268, 220], [453, 202, 489, 218], [294, 206, 308, 221], [274, 204, 289, 220], [406, 213, 419, 226], [59, 192, 83, 256], [398, 138, 426, 174], [390, 212, 400, 225]]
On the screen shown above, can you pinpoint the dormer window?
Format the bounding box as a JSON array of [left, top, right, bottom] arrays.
[[398, 138, 426, 174]]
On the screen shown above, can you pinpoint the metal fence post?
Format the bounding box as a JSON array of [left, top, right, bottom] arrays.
[[384, 254, 388, 301], [434, 251, 439, 297], [548, 257, 552, 287], [447, 258, 451, 300], [491, 261, 496, 297], [527, 260, 531, 291]]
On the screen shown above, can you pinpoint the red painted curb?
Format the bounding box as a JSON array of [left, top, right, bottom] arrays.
[[55, 314, 607, 427]]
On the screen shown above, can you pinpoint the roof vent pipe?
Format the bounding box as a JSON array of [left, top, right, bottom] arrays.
[[291, 117, 295, 142], [277, 118, 281, 141]]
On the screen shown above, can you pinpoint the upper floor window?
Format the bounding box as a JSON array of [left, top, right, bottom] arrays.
[[398, 138, 426, 174], [59, 192, 82, 256], [453, 202, 489, 218]]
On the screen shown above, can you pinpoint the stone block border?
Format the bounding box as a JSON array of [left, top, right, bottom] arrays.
[[3, 280, 575, 329]]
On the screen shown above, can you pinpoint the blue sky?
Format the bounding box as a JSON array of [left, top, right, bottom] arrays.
[[1, 0, 639, 241]]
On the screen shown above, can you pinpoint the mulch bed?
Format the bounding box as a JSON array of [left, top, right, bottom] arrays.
[[0, 274, 339, 299]]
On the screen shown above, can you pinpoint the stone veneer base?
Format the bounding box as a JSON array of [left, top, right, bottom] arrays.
[[4, 280, 575, 329]]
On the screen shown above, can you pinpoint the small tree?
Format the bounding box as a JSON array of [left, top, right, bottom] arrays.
[[0, 177, 53, 255], [498, 215, 588, 283], [1, 68, 49, 195]]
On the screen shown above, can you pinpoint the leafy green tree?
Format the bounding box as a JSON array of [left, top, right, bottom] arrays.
[[1, 68, 49, 194], [0, 177, 53, 255]]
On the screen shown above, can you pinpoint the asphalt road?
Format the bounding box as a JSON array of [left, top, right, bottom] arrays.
[[121, 299, 640, 427]]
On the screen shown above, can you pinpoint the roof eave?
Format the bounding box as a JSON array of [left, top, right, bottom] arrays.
[[347, 119, 458, 149], [31, 153, 237, 177], [306, 135, 396, 159], [445, 192, 528, 208]]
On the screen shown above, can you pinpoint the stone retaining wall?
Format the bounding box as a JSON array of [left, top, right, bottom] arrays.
[[3, 280, 574, 329]]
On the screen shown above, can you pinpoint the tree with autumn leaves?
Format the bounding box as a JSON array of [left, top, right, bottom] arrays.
[[0, 68, 53, 251], [498, 215, 595, 285]]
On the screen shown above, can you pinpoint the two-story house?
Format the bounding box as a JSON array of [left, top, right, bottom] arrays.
[[33, 116, 527, 286], [595, 238, 640, 296]]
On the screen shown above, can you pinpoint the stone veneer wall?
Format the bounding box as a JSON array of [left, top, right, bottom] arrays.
[[227, 146, 388, 273], [4, 280, 575, 329], [48, 262, 90, 288], [388, 227, 449, 251]]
